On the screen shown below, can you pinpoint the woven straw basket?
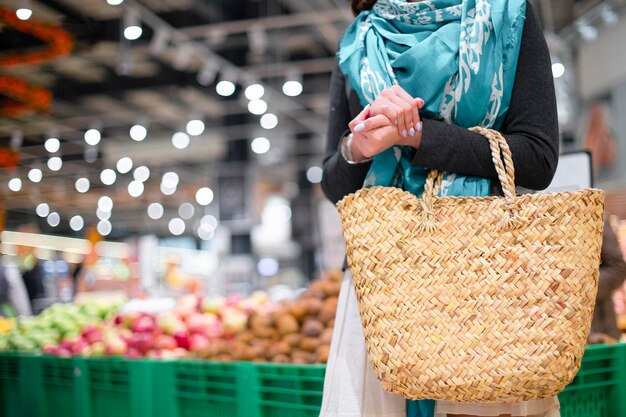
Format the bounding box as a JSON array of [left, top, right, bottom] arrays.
[[336, 127, 605, 403]]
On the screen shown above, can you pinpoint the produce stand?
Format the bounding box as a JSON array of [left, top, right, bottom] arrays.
[[1, 343, 624, 417]]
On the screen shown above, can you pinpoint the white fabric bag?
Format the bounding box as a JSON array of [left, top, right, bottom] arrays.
[[319, 270, 561, 417]]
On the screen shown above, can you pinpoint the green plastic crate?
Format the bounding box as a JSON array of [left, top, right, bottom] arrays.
[[0, 354, 22, 417], [558, 344, 626, 417], [254, 363, 326, 417], [154, 360, 241, 417], [37, 356, 80, 417], [80, 358, 153, 417]]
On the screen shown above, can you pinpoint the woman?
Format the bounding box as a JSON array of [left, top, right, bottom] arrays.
[[319, 0, 559, 416]]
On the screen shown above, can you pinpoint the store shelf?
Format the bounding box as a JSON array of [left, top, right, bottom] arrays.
[[1, 346, 625, 417]]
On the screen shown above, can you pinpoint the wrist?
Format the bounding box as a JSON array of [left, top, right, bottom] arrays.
[[341, 133, 372, 164]]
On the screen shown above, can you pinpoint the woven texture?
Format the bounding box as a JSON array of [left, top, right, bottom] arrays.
[[336, 128, 605, 403]]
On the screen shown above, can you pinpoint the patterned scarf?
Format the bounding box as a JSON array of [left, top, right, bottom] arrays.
[[338, 0, 526, 197]]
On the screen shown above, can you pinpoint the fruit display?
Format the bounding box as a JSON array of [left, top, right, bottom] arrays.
[[203, 270, 341, 364], [37, 292, 272, 359], [0, 271, 342, 364], [0, 317, 15, 335], [0, 298, 122, 353]]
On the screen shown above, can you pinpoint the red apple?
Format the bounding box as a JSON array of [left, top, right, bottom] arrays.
[[132, 315, 157, 334], [84, 328, 103, 345], [154, 334, 177, 351], [70, 338, 89, 355], [171, 348, 190, 359], [57, 348, 72, 358], [173, 331, 190, 350], [156, 313, 186, 336], [186, 313, 219, 335], [105, 336, 128, 356], [206, 322, 224, 339], [222, 309, 248, 336], [128, 333, 153, 354], [42, 344, 58, 355], [120, 311, 141, 329], [146, 350, 162, 359], [59, 339, 72, 351], [175, 295, 198, 320], [118, 329, 134, 344], [226, 294, 243, 308], [201, 297, 226, 315], [126, 347, 142, 358], [90, 342, 105, 356], [189, 334, 211, 356]]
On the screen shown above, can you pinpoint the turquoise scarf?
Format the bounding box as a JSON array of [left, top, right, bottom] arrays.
[[338, 0, 526, 198]]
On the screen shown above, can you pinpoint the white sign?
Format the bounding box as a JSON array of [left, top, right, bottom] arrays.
[[543, 151, 593, 193]]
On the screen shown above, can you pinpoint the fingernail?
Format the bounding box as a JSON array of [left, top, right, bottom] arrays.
[[415, 122, 423, 132], [402, 129, 408, 138], [409, 127, 415, 137], [419, 99, 425, 107], [354, 122, 366, 132]]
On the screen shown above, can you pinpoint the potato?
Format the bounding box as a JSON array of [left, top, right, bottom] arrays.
[[316, 345, 330, 363], [302, 320, 324, 338], [289, 303, 308, 322], [250, 313, 273, 329], [252, 326, 275, 339], [303, 298, 323, 316], [269, 341, 291, 357], [236, 331, 255, 344], [283, 333, 302, 348], [299, 337, 320, 353], [320, 328, 333, 345], [291, 350, 313, 363], [326, 270, 343, 283], [318, 303, 337, 324], [276, 314, 300, 335], [272, 354, 290, 363]]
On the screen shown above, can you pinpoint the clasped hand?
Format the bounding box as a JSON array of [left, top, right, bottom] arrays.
[[347, 85, 425, 162]]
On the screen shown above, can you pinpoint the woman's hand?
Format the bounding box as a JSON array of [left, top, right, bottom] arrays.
[[354, 85, 424, 140], [347, 105, 422, 160]]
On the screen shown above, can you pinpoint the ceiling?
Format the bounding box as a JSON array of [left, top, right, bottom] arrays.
[[0, 0, 620, 241]]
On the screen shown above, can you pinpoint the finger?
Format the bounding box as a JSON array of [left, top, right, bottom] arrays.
[[369, 104, 403, 129], [391, 87, 420, 139], [391, 86, 426, 138], [371, 92, 399, 126], [357, 114, 394, 132], [411, 98, 423, 135], [348, 105, 370, 132], [387, 93, 412, 139]]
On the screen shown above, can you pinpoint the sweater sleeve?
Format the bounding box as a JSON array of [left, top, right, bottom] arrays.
[[411, 1, 559, 190], [321, 63, 373, 204]]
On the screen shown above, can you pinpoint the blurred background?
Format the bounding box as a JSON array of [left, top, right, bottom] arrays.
[[0, 0, 626, 311]]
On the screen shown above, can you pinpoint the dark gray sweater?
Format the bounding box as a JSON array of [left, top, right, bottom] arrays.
[[321, 1, 559, 204]]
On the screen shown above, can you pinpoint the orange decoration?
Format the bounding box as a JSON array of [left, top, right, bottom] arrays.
[[0, 7, 74, 67], [0, 7, 74, 118], [0, 147, 21, 168], [0, 75, 52, 117]]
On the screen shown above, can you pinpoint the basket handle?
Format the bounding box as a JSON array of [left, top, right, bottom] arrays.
[[420, 127, 519, 230]]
